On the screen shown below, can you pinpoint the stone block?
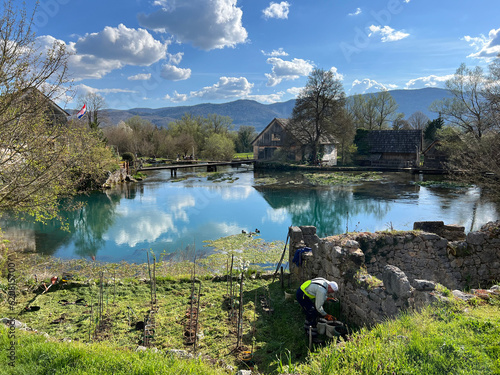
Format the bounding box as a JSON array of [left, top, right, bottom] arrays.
[[300, 226, 316, 235], [382, 265, 412, 300], [412, 279, 436, 291], [467, 231, 487, 246]]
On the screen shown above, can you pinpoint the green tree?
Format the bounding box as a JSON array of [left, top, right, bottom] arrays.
[[423, 116, 444, 146], [0, 1, 114, 221], [234, 125, 257, 153], [288, 68, 347, 163], [202, 133, 235, 161]]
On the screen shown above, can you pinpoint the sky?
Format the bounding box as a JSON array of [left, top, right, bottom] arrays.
[[25, 0, 500, 111]]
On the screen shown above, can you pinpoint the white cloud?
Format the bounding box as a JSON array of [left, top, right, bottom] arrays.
[[72, 84, 137, 98], [167, 52, 184, 65], [286, 87, 303, 96], [74, 24, 168, 65], [261, 48, 289, 57], [138, 0, 248, 50], [330, 66, 344, 81], [263, 2, 290, 20], [248, 92, 285, 103], [348, 7, 362, 16], [405, 74, 454, 89], [368, 25, 409, 42], [464, 28, 500, 60], [160, 64, 192, 81], [265, 57, 314, 86], [128, 73, 151, 81], [164, 91, 188, 103], [350, 78, 398, 94], [190, 76, 254, 100], [36, 35, 122, 81]]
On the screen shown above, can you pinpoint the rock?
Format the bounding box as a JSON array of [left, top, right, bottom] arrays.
[[0, 318, 24, 328], [236, 370, 252, 375], [382, 265, 412, 299], [135, 346, 147, 352], [166, 349, 193, 359], [452, 290, 475, 301], [412, 279, 436, 291]]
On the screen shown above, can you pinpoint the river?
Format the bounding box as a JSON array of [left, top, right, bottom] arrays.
[[1, 167, 498, 263]]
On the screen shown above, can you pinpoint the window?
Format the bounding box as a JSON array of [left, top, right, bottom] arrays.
[[271, 133, 280, 141]]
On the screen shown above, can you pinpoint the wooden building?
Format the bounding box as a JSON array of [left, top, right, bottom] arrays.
[[251, 118, 337, 165], [423, 140, 448, 169], [357, 129, 423, 167]]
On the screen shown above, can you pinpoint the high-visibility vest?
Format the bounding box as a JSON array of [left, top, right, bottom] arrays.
[[300, 279, 327, 299]]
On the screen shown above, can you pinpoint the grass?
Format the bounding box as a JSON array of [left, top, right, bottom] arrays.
[[1, 234, 500, 374], [303, 172, 383, 186]]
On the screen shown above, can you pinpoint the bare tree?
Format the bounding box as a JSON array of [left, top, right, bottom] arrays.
[[347, 91, 399, 130], [430, 63, 494, 139], [0, 1, 115, 220], [77, 92, 107, 129], [408, 111, 430, 130], [288, 68, 346, 163]]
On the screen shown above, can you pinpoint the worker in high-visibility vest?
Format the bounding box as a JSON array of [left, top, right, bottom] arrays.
[[296, 277, 338, 328]]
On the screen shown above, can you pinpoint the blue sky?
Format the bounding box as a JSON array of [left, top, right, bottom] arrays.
[[28, 0, 500, 110]]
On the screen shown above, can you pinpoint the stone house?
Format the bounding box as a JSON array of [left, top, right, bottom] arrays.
[[355, 129, 423, 167], [251, 118, 337, 165]]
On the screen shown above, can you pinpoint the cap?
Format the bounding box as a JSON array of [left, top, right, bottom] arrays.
[[328, 281, 338, 292]]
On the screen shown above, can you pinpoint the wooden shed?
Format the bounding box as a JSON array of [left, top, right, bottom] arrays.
[[357, 129, 423, 167]]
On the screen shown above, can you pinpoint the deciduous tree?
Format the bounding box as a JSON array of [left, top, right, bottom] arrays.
[[288, 68, 347, 163]]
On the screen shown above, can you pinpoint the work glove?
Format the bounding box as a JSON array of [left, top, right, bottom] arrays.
[[327, 297, 338, 302], [324, 314, 335, 321]]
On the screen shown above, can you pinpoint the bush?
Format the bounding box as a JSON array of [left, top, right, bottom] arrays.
[[121, 152, 135, 162]]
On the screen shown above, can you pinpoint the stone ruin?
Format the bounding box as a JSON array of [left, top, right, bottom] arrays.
[[288, 220, 500, 328]]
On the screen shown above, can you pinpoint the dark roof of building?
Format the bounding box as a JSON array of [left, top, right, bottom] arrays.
[[251, 117, 336, 146], [366, 130, 423, 153]]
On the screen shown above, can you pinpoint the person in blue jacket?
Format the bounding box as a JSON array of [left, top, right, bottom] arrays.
[[296, 277, 338, 328]]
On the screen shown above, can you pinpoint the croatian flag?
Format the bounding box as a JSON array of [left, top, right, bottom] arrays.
[[77, 104, 87, 119]]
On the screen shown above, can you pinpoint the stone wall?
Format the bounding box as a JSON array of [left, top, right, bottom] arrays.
[[288, 221, 500, 327]]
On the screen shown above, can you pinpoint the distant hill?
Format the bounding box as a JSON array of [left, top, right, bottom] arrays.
[[103, 87, 451, 132]]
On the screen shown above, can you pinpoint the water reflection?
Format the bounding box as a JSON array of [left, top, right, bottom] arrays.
[[0, 169, 498, 263]]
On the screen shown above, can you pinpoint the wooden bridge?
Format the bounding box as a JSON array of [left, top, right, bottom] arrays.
[[138, 160, 256, 177]]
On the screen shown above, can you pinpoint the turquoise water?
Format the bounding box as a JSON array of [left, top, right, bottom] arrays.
[[2, 167, 498, 263]]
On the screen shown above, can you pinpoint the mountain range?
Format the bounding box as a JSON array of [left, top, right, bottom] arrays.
[[104, 87, 452, 132]]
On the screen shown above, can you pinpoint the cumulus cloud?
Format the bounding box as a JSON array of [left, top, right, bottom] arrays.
[[265, 57, 314, 86], [36, 35, 122, 81], [263, 2, 290, 19], [164, 91, 188, 103], [350, 78, 397, 94], [138, 0, 248, 50], [330, 66, 344, 81], [190, 76, 254, 100], [368, 25, 409, 42], [348, 7, 362, 16], [261, 48, 289, 57], [464, 28, 500, 60], [74, 24, 168, 65], [405, 74, 454, 89], [160, 64, 191, 81], [128, 73, 151, 81], [287, 86, 303, 96]]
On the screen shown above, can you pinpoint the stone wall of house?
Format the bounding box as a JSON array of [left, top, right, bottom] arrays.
[[288, 221, 500, 327]]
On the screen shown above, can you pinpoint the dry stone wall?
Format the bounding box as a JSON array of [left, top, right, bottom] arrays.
[[288, 221, 500, 327]]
